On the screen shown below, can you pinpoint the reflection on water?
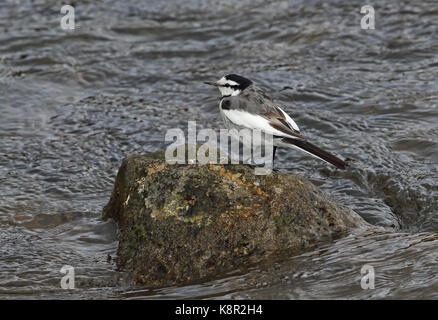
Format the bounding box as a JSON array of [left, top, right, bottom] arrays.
[[0, 0, 437, 299]]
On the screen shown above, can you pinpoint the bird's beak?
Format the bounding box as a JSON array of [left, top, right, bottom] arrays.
[[204, 81, 219, 86]]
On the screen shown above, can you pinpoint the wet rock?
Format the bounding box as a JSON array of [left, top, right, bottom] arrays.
[[102, 149, 369, 286]]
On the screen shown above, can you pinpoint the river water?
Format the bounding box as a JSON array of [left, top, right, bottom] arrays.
[[1, 0, 437, 299]]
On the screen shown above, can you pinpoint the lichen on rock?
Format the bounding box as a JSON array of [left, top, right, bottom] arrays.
[[102, 147, 369, 286]]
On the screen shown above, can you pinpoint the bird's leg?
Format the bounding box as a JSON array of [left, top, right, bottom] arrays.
[[272, 146, 278, 171]]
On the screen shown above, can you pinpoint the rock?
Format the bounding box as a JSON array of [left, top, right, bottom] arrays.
[[102, 149, 369, 286]]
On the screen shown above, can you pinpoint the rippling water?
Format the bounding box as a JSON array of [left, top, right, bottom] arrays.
[[1, 0, 437, 299]]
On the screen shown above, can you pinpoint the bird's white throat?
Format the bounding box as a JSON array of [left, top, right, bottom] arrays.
[[218, 86, 241, 97]]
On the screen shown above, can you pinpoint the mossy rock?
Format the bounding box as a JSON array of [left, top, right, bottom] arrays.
[[103, 148, 369, 286]]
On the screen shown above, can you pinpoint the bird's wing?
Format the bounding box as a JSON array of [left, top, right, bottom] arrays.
[[221, 95, 304, 140], [261, 105, 302, 138]]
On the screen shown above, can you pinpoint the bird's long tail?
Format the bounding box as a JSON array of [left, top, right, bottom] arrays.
[[282, 138, 347, 170]]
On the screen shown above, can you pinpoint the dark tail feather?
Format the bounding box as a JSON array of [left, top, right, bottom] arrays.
[[283, 138, 347, 170]]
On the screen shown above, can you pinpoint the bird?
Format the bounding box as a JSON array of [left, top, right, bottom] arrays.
[[204, 74, 347, 170]]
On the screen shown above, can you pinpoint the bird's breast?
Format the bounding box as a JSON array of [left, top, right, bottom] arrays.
[[219, 98, 231, 110]]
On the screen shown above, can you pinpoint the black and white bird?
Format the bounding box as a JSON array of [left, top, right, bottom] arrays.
[[205, 74, 347, 170]]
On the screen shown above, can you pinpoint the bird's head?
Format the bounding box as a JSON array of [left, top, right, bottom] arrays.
[[204, 74, 253, 97]]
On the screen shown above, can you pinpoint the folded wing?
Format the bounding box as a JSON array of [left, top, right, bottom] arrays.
[[221, 96, 303, 140]]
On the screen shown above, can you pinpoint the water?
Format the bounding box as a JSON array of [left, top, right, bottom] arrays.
[[1, 0, 437, 299]]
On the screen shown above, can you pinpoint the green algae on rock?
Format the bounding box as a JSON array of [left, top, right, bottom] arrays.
[[102, 149, 369, 286]]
